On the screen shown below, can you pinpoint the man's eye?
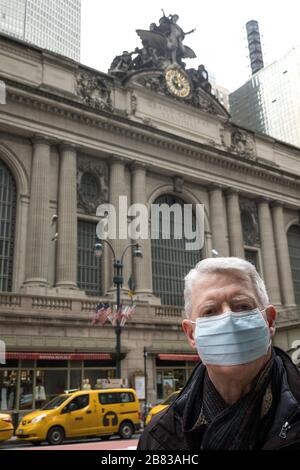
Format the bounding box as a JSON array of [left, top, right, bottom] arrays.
[[203, 309, 217, 316], [235, 304, 252, 311]]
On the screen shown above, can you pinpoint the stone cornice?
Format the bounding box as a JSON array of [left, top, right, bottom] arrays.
[[3, 79, 300, 193]]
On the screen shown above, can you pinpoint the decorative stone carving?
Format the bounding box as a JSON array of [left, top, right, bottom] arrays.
[[230, 129, 256, 160], [134, 73, 219, 115], [130, 92, 138, 115], [173, 176, 184, 193], [76, 71, 113, 112], [240, 198, 260, 246], [77, 158, 109, 214], [136, 74, 166, 93]]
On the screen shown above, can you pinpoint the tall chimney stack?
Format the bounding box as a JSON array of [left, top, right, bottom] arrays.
[[246, 20, 264, 75]]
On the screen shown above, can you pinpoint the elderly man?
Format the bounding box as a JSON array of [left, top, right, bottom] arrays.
[[138, 257, 300, 450]]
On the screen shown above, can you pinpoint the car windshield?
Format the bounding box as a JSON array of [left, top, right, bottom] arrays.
[[42, 395, 69, 410]]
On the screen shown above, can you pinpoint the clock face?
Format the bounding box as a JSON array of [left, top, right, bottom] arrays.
[[165, 68, 191, 98]]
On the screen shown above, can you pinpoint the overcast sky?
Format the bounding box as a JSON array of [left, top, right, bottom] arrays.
[[81, 0, 300, 92]]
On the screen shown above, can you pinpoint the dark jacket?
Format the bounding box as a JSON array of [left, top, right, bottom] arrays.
[[138, 348, 300, 450]]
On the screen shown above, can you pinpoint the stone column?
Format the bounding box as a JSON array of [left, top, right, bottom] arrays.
[[109, 156, 131, 291], [271, 201, 296, 306], [131, 163, 152, 296], [56, 144, 78, 289], [24, 136, 51, 286], [225, 189, 245, 258], [257, 198, 281, 305], [209, 184, 230, 257]]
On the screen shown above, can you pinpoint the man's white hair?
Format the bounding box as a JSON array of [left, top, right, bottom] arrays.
[[184, 257, 269, 318]]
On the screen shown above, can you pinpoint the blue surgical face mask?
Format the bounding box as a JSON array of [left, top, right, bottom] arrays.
[[190, 308, 270, 366]]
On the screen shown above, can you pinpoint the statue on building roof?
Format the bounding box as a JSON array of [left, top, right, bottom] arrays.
[[136, 11, 196, 67], [109, 12, 196, 77]]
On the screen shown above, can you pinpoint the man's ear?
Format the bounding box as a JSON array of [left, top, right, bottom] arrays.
[[265, 305, 276, 338], [182, 319, 196, 349]]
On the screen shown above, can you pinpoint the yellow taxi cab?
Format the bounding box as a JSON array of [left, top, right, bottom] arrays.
[[145, 390, 181, 426], [16, 388, 141, 445], [0, 413, 14, 442]]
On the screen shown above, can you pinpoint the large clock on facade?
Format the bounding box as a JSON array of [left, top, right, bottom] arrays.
[[165, 68, 191, 98]]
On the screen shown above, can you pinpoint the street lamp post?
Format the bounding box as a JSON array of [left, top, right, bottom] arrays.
[[94, 240, 142, 379], [143, 347, 148, 423]]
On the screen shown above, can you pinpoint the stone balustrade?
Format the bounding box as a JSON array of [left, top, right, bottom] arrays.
[[0, 292, 299, 329]]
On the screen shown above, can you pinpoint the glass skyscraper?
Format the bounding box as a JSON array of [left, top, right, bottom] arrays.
[[229, 45, 300, 148], [0, 0, 81, 61]]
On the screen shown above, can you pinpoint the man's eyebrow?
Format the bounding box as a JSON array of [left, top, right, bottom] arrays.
[[195, 293, 256, 306]]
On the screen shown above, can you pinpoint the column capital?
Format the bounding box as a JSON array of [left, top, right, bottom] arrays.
[[109, 154, 131, 165], [130, 160, 148, 172], [32, 133, 57, 146], [225, 187, 241, 198], [270, 200, 284, 209], [59, 141, 80, 153], [208, 182, 226, 192], [256, 195, 271, 205]]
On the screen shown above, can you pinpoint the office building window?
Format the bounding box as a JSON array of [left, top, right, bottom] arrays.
[[151, 195, 201, 306], [0, 160, 16, 292], [77, 220, 102, 296]]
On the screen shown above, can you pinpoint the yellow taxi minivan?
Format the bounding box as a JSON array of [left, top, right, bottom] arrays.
[[16, 388, 140, 445], [0, 413, 14, 442]]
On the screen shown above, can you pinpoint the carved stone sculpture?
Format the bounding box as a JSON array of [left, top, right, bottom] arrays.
[[76, 72, 113, 112], [77, 159, 109, 214], [231, 129, 256, 160]]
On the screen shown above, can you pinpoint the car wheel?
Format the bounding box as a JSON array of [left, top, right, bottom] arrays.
[[119, 421, 134, 439], [47, 426, 65, 445]]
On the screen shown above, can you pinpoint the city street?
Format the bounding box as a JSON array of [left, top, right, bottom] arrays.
[[0, 434, 139, 450]]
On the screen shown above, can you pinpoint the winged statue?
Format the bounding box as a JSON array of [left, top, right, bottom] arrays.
[[136, 13, 196, 65]]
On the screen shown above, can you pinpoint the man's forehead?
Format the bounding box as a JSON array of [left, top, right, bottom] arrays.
[[191, 271, 255, 300]]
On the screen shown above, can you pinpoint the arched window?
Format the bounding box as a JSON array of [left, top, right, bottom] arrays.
[[77, 220, 102, 296], [0, 160, 17, 292], [288, 225, 300, 304], [151, 195, 201, 306]]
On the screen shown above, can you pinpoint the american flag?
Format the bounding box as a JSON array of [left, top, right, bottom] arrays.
[[92, 303, 112, 326], [120, 304, 136, 327]]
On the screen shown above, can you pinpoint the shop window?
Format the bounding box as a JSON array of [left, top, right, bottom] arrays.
[[84, 369, 116, 390], [36, 360, 68, 368], [83, 360, 115, 368], [37, 370, 67, 402], [156, 367, 193, 401], [70, 369, 82, 390], [0, 360, 18, 368], [19, 370, 33, 410], [0, 369, 17, 411]]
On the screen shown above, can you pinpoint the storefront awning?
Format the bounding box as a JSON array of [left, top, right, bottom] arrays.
[[6, 352, 112, 360], [158, 354, 199, 362]]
